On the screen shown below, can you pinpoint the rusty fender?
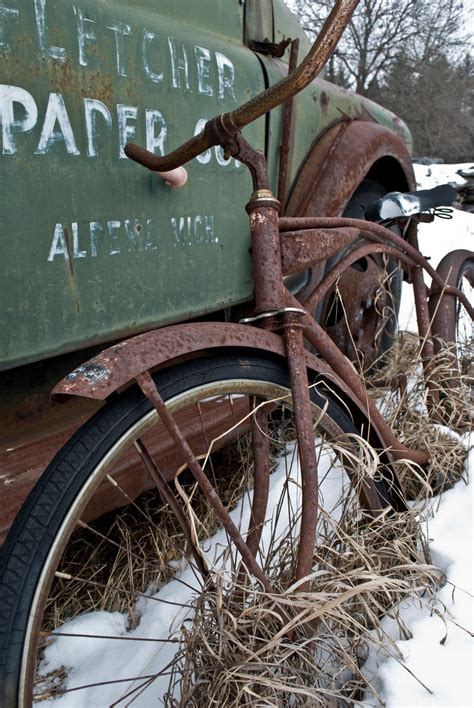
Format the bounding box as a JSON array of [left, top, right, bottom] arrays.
[[286, 121, 416, 218], [53, 321, 392, 453]]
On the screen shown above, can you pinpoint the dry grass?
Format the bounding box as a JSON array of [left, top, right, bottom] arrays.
[[367, 332, 471, 499], [44, 448, 255, 629], [164, 505, 438, 706], [161, 334, 470, 705]]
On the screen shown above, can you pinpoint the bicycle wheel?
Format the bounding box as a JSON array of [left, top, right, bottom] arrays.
[[0, 352, 387, 706], [430, 249, 474, 362]]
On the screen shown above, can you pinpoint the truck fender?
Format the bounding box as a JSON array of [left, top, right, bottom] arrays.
[[286, 120, 416, 218]]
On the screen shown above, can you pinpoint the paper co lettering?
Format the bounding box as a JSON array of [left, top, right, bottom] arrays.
[[0, 0, 241, 261], [0, 0, 237, 158]]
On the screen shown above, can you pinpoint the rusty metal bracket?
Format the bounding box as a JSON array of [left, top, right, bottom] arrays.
[[280, 226, 359, 275], [247, 38, 292, 57]]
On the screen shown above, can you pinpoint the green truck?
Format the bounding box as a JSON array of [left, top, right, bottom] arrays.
[[0, 0, 414, 539]]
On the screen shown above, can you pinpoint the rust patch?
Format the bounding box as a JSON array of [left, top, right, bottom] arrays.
[[48, 61, 115, 105], [83, 72, 114, 105], [62, 225, 74, 274], [50, 60, 75, 96]]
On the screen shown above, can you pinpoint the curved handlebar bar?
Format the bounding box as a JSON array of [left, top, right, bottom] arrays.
[[124, 0, 359, 172]]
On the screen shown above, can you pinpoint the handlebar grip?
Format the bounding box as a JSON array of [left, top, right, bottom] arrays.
[[156, 166, 188, 188], [412, 184, 457, 211], [124, 129, 212, 172]]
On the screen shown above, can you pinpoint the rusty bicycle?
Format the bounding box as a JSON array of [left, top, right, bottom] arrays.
[[0, 0, 472, 705]]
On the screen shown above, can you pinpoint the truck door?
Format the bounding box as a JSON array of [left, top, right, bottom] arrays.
[[0, 0, 267, 369]]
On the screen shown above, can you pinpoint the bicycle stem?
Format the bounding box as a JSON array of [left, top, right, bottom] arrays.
[[124, 0, 360, 172]]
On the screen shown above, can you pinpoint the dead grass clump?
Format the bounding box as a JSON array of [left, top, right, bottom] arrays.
[[369, 332, 472, 431], [165, 504, 439, 707], [394, 425, 468, 499], [367, 332, 470, 498]]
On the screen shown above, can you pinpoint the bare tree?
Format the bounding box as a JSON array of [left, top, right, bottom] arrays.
[[292, 0, 467, 94], [409, 0, 468, 63], [374, 52, 474, 161], [290, 0, 473, 159]]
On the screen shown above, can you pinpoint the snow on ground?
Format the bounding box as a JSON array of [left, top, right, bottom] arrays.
[[363, 162, 473, 707], [362, 440, 473, 707], [399, 163, 474, 331]]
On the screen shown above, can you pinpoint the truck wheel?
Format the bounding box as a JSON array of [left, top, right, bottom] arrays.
[[320, 180, 403, 371]]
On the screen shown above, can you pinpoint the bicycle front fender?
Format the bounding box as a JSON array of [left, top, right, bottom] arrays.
[[52, 321, 370, 431], [52, 320, 415, 508]]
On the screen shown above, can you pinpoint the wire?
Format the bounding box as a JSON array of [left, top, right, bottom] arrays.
[[432, 207, 454, 219]]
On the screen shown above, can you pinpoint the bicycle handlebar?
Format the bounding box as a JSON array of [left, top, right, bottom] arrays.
[[364, 184, 458, 222], [124, 0, 360, 172]]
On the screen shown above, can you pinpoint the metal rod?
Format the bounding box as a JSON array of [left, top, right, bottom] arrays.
[[278, 39, 300, 210], [133, 436, 210, 580], [245, 401, 270, 557], [284, 290, 430, 470], [135, 371, 275, 592], [279, 216, 473, 318], [283, 313, 320, 589]]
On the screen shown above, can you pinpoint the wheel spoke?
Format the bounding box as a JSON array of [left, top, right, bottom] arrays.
[[133, 437, 210, 581], [39, 631, 179, 643], [33, 671, 175, 700], [53, 571, 195, 608]]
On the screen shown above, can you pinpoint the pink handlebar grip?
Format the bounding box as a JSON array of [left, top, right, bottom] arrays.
[[156, 167, 188, 188]]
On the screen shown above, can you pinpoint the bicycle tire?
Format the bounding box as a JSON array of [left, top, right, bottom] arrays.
[[0, 352, 388, 706], [430, 249, 474, 356]]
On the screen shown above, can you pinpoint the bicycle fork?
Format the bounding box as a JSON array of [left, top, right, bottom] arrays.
[[238, 138, 322, 589], [136, 131, 323, 589]]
